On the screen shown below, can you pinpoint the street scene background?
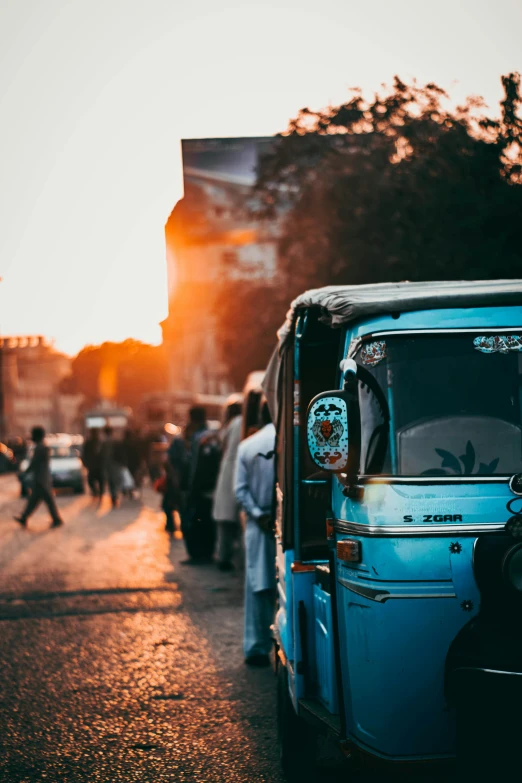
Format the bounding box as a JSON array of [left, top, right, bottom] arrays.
[[1, 1, 522, 781]]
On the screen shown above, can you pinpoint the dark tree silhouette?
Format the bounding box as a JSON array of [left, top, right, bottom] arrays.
[[213, 282, 287, 390], [253, 73, 522, 286], [215, 74, 522, 385]]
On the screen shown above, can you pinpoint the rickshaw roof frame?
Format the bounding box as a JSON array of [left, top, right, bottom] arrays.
[[263, 280, 522, 421], [276, 280, 522, 348]]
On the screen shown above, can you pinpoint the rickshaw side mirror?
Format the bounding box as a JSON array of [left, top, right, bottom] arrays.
[[306, 391, 350, 473]]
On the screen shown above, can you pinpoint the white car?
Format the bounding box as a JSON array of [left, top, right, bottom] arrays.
[[20, 435, 85, 496]]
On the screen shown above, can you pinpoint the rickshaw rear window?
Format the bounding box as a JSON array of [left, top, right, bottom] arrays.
[[356, 333, 522, 477]]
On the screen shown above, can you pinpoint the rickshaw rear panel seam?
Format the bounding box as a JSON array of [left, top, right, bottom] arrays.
[[334, 520, 504, 536]]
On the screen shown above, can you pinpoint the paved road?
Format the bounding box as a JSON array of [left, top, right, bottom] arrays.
[[0, 478, 455, 783], [0, 472, 20, 507], [0, 480, 286, 782]]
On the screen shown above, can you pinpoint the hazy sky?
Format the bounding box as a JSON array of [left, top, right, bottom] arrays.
[[1, 0, 521, 355]]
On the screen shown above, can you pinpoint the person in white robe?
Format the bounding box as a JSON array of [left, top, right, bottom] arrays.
[[212, 397, 243, 571], [234, 403, 276, 666]]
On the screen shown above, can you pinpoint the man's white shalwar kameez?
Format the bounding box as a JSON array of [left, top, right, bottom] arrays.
[[234, 423, 276, 658]]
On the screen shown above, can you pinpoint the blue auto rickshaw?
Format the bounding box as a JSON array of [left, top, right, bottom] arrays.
[[264, 280, 522, 780]]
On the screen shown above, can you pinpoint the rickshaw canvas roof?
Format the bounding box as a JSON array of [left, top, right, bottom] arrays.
[[276, 280, 522, 346], [263, 279, 522, 420]]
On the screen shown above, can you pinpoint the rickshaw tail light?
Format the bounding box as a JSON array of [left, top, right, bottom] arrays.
[[337, 539, 361, 563]]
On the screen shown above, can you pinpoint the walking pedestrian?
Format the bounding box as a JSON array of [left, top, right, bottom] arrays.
[[158, 432, 186, 534], [100, 426, 124, 508], [181, 406, 219, 564], [146, 429, 167, 482], [212, 396, 243, 572], [161, 461, 180, 535], [82, 428, 103, 498], [234, 401, 276, 667], [14, 426, 64, 529], [122, 429, 142, 494]]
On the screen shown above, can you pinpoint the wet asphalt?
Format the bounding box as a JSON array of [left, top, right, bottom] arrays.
[[0, 479, 285, 782]]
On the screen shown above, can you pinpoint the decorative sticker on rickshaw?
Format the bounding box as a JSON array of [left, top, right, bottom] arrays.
[[473, 335, 522, 354], [421, 439, 499, 477], [307, 396, 348, 470], [361, 341, 387, 367]]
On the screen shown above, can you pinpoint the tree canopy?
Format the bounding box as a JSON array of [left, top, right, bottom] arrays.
[[60, 339, 167, 412], [214, 73, 522, 384]]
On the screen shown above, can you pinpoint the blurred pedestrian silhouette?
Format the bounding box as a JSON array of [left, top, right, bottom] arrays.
[[146, 429, 167, 482], [161, 437, 185, 534], [123, 430, 142, 489], [14, 426, 63, 529], [10, 437, 27, 471], [235, 402, 276, 667], [100, 426, 125, 508], [158, 423, 190, 534], [82, 428, 103, 499], [213, 395, 243, 571], [181, 406, 220, 564]]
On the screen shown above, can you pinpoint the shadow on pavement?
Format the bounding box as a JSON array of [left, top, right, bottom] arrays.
[[163, 531, 286, 781]]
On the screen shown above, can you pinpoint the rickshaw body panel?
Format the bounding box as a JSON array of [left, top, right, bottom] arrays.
[[313, 582, 339, 713], [273, 294, 522, 766], [275, 545, 295, 667], [336, 535, 480, 758], [335, 480, 516, 529], [329, 304, 522, 758], [348, 303, 522, 339]]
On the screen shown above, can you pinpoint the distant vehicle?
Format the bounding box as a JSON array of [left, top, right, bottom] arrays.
[[139, 392, 228, 434], [84, 406, 131, 436], [19, 435, 85, 496], [0, 442, 16, 474]]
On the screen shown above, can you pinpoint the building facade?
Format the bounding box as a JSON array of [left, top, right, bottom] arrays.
[[0, 337, 83, 438], [162, 137, 279, 398]]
